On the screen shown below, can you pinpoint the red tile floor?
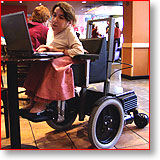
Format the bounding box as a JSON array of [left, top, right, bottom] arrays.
[[1, 64, 149, 149]]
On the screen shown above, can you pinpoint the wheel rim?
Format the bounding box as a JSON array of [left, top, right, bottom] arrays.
[[96, 105, 121, 144]]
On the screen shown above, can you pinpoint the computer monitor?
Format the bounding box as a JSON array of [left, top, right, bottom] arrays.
[[1, 11, 34, 56]]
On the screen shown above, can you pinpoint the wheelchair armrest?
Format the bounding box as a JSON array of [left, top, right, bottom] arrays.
[[73, 53, 99, 61], [73, 53, 99, 88]]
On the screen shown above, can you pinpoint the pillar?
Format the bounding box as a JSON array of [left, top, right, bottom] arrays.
[[122, 1, 149, 79]]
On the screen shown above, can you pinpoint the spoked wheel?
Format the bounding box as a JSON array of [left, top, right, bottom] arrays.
[[46, 95, 79, 130], [88, 98, 124, 149]]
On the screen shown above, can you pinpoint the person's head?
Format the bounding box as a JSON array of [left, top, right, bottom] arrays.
[[32, 5, 50, 23], [51, 2, 76, 35], [115, 22, 119, 28]]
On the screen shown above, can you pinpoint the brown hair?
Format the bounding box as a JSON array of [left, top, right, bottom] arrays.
[[32, 5, 50, 23], [51, 2, 76, 25]]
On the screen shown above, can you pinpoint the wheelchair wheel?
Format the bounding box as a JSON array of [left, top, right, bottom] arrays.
[[134, 113, 149, 128], [46, 96, 79, 130], [88, 98, 124, 149]]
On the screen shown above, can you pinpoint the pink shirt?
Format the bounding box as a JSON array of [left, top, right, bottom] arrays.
[[28, 21, 49, 51]]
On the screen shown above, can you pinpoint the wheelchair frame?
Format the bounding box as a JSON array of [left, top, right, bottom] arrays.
[[47, 18, 149, 149], [46, 35, 149, 149]]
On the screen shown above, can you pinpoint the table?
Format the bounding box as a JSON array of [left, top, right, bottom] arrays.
[[1, 54, 63, 149]]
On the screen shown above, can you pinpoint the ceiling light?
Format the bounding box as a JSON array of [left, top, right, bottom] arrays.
[[1, 1, 4, 3], [82, 1, 86, 4], [19, 1, 22, 3]]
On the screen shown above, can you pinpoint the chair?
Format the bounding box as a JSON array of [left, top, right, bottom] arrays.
[[1, 43, 31, 102], [47, 37, 107, 127], [17, 63, 31, 102], [73, 37, 107, 85], [1, 76, 9, 138], [72, 37, 107, 120], [1, 61, 31, 138]]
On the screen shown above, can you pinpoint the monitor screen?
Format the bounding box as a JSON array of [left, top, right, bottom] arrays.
[[1, 11, 33, 53]]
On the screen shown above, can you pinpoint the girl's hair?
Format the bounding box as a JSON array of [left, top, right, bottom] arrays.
[[52, 2, 76, 25], [32, 5, 50, 23]]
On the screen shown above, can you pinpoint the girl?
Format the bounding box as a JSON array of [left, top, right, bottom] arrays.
[[20, 2, 84, 122]]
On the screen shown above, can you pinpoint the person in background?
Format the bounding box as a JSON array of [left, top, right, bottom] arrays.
[[105, 21, 110, 42], [20, 1, 84, 122], [92, 24, 101, 38], [28, 5, 50, 51], [113, 22, 122, 61], [106, 21, 110, 34], [23, 5, 50, 108], [114, 22, 122, 47]]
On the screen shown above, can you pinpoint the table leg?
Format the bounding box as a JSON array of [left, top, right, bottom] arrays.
[[7, 63, 21, 149]]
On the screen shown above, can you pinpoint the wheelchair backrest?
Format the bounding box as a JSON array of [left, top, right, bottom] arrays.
[[80, 38, 103, 54], [86, 38, 107, 84], [72, 38, 107, 87]]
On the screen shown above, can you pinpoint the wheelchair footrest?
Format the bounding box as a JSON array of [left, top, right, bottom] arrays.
[[116, 91, 137, 114]]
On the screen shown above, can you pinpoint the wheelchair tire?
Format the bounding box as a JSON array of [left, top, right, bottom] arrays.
[[46, 97, 79, 131], [88, 98, 124, 149], [134, 113, 149, 128]]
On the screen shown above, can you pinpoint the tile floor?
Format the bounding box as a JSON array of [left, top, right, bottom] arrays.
[[1, 63, 150, 150]]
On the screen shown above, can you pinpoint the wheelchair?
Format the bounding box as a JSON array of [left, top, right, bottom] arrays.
[[46, 38, 149, 149]]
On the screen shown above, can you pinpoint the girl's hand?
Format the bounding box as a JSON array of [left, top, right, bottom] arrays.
[[36, 45, 67, 55], [36, 45, 54, 52]]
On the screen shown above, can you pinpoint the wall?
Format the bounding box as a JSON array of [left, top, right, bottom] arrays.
[[1, 5, 27, 16], [1, 5, 27, 36], [122, 1, 149, 78]]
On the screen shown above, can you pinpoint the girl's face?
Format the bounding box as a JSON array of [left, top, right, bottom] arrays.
[[51, 6, 70, 35]]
